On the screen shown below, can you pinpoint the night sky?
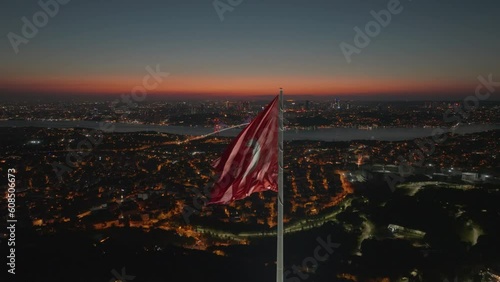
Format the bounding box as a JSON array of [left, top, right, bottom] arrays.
[[1, 0, 499, 99]]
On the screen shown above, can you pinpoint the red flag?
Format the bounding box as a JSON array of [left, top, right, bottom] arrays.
[[209, 96, 279, 205]]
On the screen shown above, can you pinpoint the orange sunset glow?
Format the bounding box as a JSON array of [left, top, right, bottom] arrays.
[[0, 75, 472, 97]]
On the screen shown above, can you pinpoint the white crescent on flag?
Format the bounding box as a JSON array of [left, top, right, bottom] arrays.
[[242, 139, 261, 179]]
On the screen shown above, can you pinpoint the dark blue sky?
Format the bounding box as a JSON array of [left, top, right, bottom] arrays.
[[1, 0, 499, 98]]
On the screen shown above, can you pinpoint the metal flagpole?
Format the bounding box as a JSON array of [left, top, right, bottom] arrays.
[[277, 88, 284, 282]]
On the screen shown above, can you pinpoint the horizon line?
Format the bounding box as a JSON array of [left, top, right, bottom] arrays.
[[1, 90, 496, 101]]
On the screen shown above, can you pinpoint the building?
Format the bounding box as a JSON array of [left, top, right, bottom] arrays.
[[462, 172, 479, 183]]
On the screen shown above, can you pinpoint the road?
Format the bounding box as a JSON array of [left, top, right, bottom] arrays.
[[191, 171, 354, 240]]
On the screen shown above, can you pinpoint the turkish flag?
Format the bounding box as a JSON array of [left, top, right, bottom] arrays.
[[209, 96, 279, 205]]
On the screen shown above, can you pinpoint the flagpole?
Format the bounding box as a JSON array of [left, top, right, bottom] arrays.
[[277, 88, 284, 282]]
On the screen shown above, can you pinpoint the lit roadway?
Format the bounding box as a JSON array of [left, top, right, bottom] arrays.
[[192, 171, 354, 240], [58, 125, 355, 241]]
